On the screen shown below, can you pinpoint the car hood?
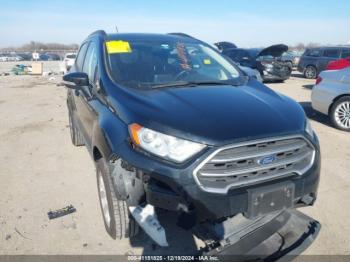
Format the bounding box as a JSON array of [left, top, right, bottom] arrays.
[[258, 44, 289, 58], [110, 81, 305, 146]]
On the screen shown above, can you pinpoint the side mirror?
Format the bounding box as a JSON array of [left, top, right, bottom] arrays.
[[63, 72, 89, 89]]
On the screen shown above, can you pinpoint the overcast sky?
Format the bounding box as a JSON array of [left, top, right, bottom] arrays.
[[0, 0, 349, 48]]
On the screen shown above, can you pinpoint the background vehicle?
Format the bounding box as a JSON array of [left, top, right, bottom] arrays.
[[8, 54, 23, 61], [222, 44, 292, 82], [17, 53, 33, 61], [63, 53, 77, 71], [39, 54, 51, 61], [298, 46, 350, 79], [281, 50, 302, 68], [214, 41, 237, 51], [312, 67, 350, 131], [0, 54, 23, 62], [39, 53, 61, 61], [63, 31, 320, 257], [0, 54, 9, 62], [326, 56, 350, 71], [45, 53, 61, 61]]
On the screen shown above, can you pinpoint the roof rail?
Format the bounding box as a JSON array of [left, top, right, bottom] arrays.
[[88, 30, 107, 38], [168, 32, 195, 39]]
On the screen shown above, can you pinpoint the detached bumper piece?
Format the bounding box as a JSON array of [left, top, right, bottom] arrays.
[[200, 209, 320, 260], [129, 204, 168, 247]]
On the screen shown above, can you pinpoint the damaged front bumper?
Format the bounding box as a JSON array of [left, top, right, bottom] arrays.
[[201, 209, 320, 259], [262, 68, 291, 81], [111, 133, 321, 257]]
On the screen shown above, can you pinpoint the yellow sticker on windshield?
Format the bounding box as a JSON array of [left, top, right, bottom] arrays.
[[106, 40, 132, 54], [204, 59, 211, 65]]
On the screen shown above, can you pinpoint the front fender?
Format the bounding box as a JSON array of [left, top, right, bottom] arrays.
[[91, 105, 144, 204], [91, 102, 129, 161]]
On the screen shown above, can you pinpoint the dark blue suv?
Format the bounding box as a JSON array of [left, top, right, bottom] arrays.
[[64, 30, 321, 256], [298, 46, 350, 78]]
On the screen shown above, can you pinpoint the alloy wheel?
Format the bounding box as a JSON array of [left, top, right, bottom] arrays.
[[98, 171, 111, 227], [335, 101, 350, 129], [305, 67, 316, 79]]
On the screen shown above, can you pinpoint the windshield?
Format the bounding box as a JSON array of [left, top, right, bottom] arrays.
[[106, 39, 241, 89]]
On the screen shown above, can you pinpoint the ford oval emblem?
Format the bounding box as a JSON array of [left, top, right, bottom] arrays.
[[258, 155, 276, 165]]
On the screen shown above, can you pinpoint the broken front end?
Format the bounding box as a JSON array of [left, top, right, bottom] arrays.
[[109, 133, 321, 256]]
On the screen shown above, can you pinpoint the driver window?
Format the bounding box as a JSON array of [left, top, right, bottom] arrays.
[[83, 42, 98, 83]]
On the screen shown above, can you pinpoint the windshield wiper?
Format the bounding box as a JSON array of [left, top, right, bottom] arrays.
[[152, 80, 235, 89]]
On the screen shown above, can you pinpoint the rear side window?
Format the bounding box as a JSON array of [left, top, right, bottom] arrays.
[[306, 49, 322, 57], [75, 43, 89, 70], [341, 49, 350, 58], [323, 49, 340, 58], [83, 42, 98, 81]]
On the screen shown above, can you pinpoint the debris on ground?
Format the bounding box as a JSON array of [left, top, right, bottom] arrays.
[[5, 234, 11, 240], [11, 64, 31, 75], [42, 71, 53, 77], [31, 62, 43, 75], [47, 205, 76, 220], [14, 227, 31, 240]]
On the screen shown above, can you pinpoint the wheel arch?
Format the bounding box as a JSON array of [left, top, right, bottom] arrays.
[[328, 94, 350, 114], [91, 114, 129, 162], [92, 123, 113, 162], [305, 64, 317, 71]]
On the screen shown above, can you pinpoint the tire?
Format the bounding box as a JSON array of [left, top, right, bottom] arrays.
[[330, 96, 350, 132], [96, 158, 139, 239], [68, 110, 85, 146], [286, 61, 293, 70], [304, 66, 317, 79]]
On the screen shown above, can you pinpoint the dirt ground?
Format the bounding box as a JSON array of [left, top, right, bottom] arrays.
[[0, 61, 349, 256]]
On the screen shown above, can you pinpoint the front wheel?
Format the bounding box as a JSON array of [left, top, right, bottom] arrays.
[[286, 61, 293, 70], [330, 96, 350, 132], [96, 158, 139, 239]]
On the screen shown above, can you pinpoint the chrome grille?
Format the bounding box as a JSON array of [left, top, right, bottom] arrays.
[[193, 136, 315, 194]]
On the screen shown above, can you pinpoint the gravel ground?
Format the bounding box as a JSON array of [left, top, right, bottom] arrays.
[[0, 62, 349, 256]]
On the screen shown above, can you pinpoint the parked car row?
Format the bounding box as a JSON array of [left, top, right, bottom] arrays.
[[214, 41, 350, 80], [215, 42, 292, 82], [0, 52, 78, 62], [0, 54, 24, 62]]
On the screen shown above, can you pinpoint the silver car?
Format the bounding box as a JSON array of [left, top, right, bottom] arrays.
[[311, 67, 350, 131]]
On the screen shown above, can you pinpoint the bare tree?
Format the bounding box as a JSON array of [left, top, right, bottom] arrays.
[[306, 42, 321, 48], [0, 41, 79, 52]]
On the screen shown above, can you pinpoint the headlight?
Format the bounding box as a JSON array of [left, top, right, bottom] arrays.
[[305, 118, 314, 138], [129, 124, 206, 163]]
